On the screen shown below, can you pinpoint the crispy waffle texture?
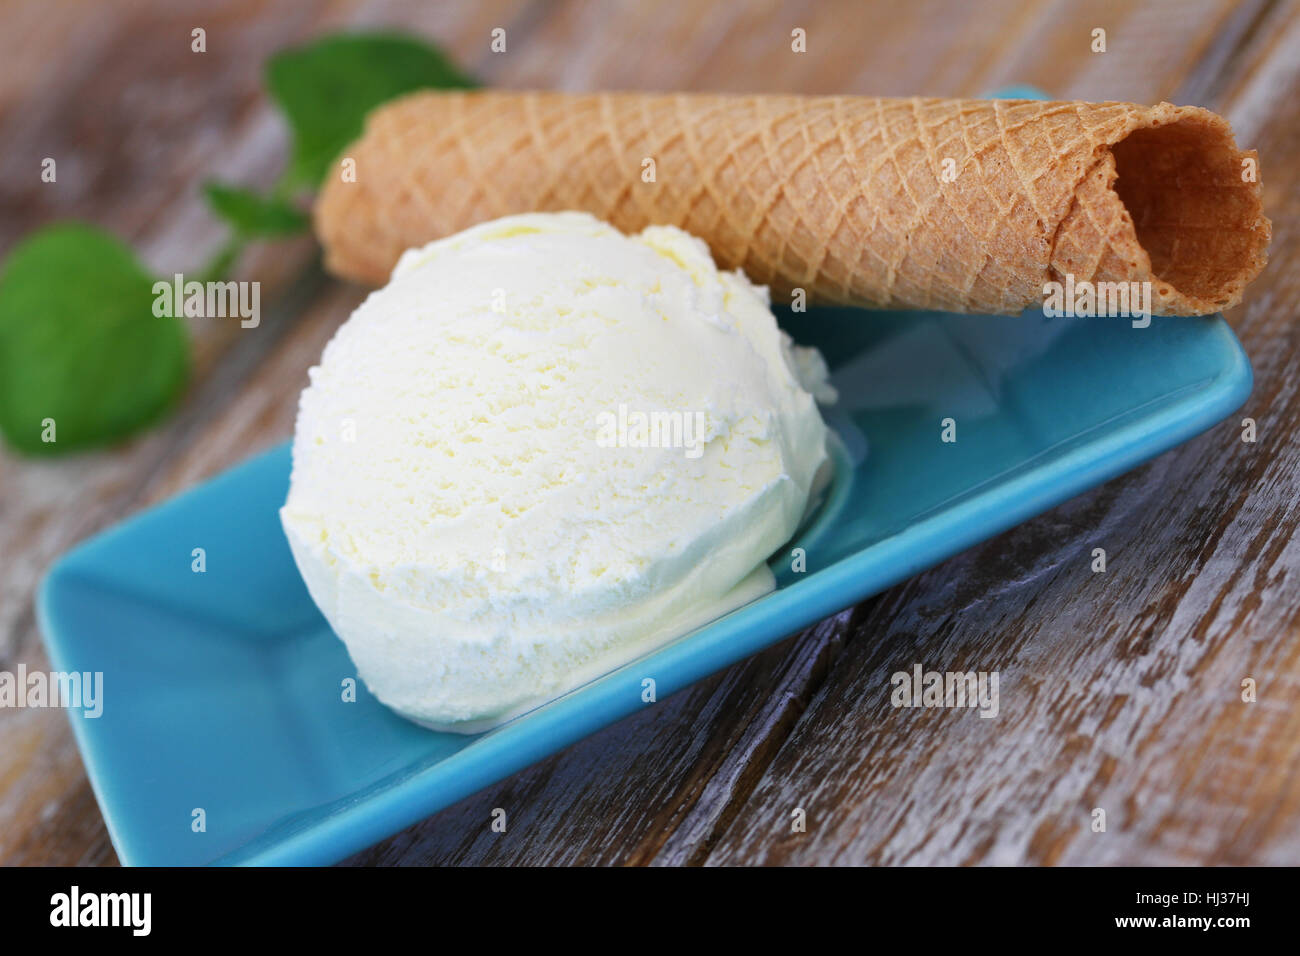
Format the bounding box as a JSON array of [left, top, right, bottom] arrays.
[[316, 92, 1270, 315]]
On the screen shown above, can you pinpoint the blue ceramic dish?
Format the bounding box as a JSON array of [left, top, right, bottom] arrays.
[[38, 305, 1250, 865]]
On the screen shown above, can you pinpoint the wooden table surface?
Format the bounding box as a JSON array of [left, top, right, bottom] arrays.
[[2, 0, 1298, 866]]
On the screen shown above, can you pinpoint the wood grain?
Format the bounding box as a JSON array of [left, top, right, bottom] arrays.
[[1, 0, 1297, 866]]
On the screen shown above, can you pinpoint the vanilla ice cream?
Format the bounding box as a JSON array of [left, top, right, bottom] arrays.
[[281, 212, 834, 731]]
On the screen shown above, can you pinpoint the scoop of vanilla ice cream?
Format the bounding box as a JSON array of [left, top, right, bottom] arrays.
[[281, 212, 833, 731]]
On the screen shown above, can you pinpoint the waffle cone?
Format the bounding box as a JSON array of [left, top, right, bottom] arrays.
[[315, 92, 1270, 315]]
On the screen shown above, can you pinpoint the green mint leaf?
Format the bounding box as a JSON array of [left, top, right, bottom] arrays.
[[267, 31, 477, 189], [203, 182, 309, 238], [0, 224, 189, 455]]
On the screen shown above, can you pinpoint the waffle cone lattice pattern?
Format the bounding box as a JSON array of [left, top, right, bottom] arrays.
[[316, 92, 1269, 316]]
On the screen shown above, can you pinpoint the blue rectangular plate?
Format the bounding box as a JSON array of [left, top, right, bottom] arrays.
[[39, 308, 1251, 865]]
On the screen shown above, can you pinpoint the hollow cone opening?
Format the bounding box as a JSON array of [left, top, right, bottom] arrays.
[[1110, 113, 1270, 311]]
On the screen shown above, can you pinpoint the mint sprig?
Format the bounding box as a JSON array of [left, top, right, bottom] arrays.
[[0, 225, 189, 454], [267, 32, 477, 189], [0, 32, 476, 456], [203, 182, 310, 239]]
